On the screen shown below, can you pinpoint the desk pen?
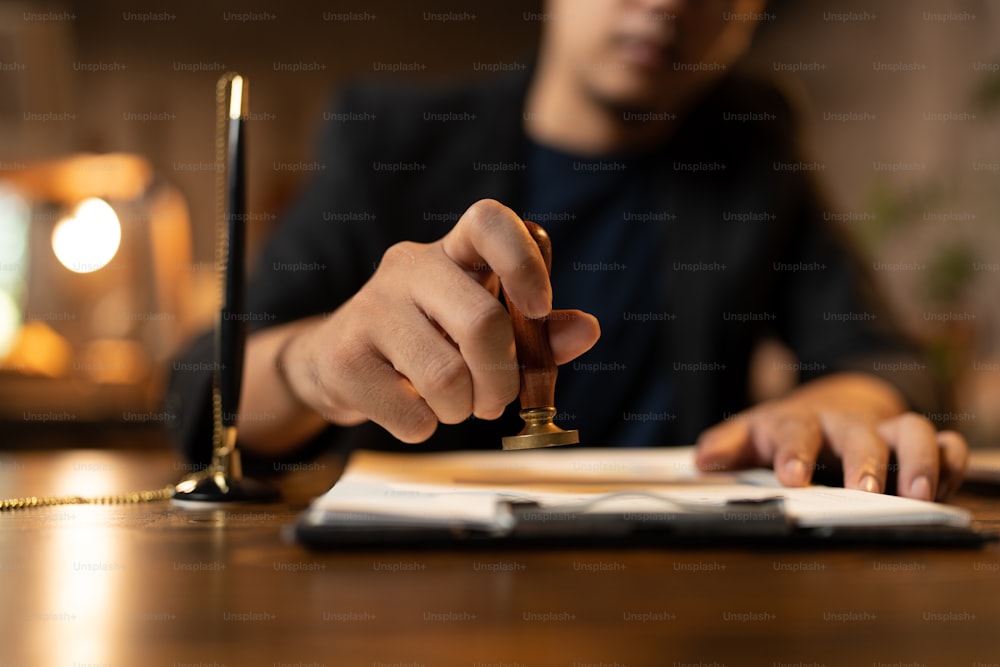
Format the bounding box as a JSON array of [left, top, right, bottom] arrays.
[[173, 73, 278, 503], [217, 73, 247, 462]]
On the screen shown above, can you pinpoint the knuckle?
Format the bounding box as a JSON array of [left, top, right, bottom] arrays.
[[380, 241, 423, 269], [326, 348, 383, 411], [938, 430, 969, 455], [899, 411, 935, 437], [461, 199, 516, 248], [422, 354, 471, 397], [774, 411, 819, 438], [843, 421, 876, 444], [462, 198, 507, 229], [478, 376, 519, 417], [461, 299, 511, 343]]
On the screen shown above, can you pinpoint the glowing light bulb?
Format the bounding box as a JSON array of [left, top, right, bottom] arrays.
[[51, 198, 122, 273]]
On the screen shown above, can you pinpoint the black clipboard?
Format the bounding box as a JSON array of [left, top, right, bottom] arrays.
[[292, 496, 995, 549], [289, 448, 996, 549]]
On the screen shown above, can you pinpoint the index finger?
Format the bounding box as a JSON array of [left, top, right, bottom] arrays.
[[442, 199, 552, 318]]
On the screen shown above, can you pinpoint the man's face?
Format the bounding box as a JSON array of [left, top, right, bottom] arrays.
[[541, 0, 766, 112]]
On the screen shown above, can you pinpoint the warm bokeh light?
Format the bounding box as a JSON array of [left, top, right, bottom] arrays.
[[0, 290, 20, 360], [0, 183, 30, 358], [79, 339, 149, 384], [3, 321, 73, 378], [1, 154, 153, 205], [51, 198, 122, 274]]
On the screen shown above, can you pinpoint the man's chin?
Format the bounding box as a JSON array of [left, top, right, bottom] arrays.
[[588, 68, 722, 120], [586, 81, 670, 119]]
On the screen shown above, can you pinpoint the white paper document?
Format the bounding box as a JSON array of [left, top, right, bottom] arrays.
[[303, 447, 970, 534]]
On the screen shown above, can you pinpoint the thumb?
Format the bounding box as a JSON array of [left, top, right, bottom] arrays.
[[546, 310, 601, 365], [695, 415, 757, 472]]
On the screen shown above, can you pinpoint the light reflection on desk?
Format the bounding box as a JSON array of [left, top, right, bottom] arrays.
[[28, 454, 128, 666]]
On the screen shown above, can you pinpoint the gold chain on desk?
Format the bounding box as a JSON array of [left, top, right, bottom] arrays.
[[0, 486, 175, 512]]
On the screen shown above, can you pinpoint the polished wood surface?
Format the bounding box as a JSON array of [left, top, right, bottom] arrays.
[[1, 446, 999, 667]]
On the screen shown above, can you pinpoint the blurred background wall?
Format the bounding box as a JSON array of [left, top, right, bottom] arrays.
[[0, 0, 999, 446]]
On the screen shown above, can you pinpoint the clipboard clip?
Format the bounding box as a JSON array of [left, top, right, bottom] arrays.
[[503, 493, 791, 539]]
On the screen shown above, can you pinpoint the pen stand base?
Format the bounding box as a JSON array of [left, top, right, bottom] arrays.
[[172, 472, 280, 503], [172, 446, 280, 503]]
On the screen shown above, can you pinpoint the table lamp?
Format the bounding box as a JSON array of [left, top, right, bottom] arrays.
[[0, 154, 196, 420]]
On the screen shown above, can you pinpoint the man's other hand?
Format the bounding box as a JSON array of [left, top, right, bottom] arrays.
[[694, 373, 968, 501]]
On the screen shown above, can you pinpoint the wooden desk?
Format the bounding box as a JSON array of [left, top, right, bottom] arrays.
[[1, 447, 999, 667]]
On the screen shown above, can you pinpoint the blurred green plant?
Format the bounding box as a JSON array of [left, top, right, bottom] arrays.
[[864, 56, 999, 308], [973, 66, 1000, 114], [925, 242, 977, 305], [863, 177, 947, 252], [857, 59, 1000, 420]]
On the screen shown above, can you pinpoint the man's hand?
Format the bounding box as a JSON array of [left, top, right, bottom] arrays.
[[271, 199, 601, 445], [694, 373, 968, 501]]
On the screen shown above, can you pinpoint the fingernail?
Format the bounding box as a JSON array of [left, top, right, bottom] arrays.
[[783, 458, 809, 485], [859, 474, 881, 494], [909, 476, 932, 501]]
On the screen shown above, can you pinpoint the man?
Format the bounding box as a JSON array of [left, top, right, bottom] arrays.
[[168, 0, 967, 500]]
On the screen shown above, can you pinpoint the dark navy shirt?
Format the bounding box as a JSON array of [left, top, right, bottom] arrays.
[[522, 139, 675, 446]]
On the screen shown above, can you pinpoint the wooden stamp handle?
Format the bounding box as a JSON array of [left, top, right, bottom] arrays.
[[502, 220, 557, 410]]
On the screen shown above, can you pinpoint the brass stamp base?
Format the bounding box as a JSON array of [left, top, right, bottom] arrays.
[[502, 407, 580, 451]]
